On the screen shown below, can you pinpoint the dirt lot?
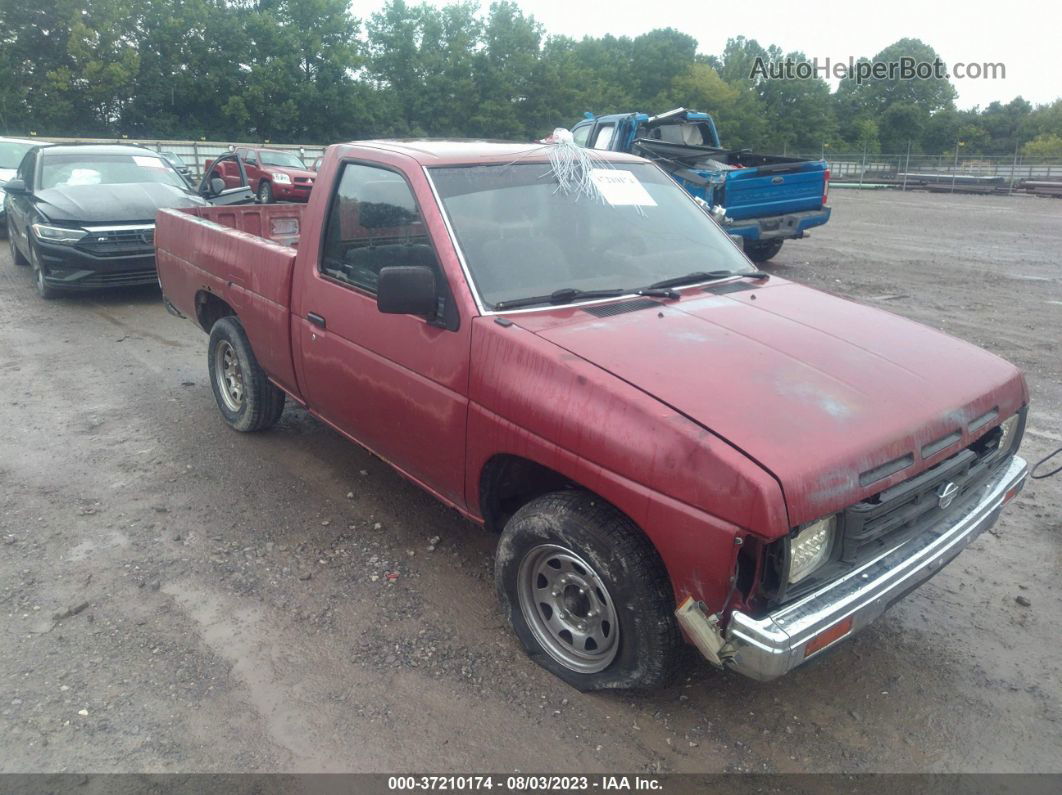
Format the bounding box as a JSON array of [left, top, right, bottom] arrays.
[[1, 189, 1060, 774]]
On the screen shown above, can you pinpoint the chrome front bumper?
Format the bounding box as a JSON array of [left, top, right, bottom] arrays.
[[724, 455, 1029, 681]]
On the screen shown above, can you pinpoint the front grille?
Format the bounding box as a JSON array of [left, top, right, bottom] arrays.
[[841, 431, 1007, 564], [81, 268, 158, 287], [77, 226, 155, 257]]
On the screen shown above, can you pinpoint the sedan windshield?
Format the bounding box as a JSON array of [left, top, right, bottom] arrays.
[[260, 151, 305, 168], [428, 162, 751, 308], [40, 153, 189, 191], [0, 141, 35, 170]]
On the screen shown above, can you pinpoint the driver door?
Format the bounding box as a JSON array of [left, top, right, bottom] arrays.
[[294, 160, 471, 507]]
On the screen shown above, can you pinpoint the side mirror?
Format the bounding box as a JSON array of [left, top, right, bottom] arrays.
[[210, 177, 225, 195], [3, 178, 26, 194], [377, 266, 437, 317]]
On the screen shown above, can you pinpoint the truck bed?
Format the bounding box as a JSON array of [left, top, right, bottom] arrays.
[[155, 204, 306, 396], [632, 139, 828, 221]]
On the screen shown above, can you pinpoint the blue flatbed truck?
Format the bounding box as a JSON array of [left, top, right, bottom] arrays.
[[571, 108, 831, 262]]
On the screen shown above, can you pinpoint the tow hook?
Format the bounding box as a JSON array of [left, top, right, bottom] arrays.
[[676, 597, 736, 668]]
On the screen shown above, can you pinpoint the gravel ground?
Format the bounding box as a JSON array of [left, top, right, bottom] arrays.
[[0, 188, 1060, 774]]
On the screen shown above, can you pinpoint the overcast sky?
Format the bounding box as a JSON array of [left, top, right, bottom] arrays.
[[355, 0, 1059, 110]]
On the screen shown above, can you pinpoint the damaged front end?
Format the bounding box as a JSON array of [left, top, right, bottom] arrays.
[[678, 430, 1029, 680]]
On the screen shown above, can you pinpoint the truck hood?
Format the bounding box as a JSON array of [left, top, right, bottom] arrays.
[[518, 279, 1026, 526], [34, 182, 206, 224]]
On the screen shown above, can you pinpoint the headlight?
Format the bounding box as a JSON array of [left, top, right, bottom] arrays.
[[31, 223, 86, 245], [272, 173, 291, 184], [997, 414, 1019, 451], [788, 515, 837, 584]]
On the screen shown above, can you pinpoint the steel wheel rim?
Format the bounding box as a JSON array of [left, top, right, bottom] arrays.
[[517, 543, 619, 674], [214, 340, 245, 412]]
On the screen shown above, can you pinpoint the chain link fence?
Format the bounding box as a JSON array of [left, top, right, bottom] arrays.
[[17, 135, 327, 180], [15, 135, 1062, 197]]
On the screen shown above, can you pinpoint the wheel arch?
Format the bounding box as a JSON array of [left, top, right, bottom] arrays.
[[195, 290, 236, 333]]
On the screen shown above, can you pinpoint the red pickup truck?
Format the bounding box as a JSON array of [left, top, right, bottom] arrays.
[[206, 146, 315, 204], [156, 140, 1029, 690]]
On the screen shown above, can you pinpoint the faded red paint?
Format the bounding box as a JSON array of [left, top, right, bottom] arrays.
[[155, 140, 1027, 616]]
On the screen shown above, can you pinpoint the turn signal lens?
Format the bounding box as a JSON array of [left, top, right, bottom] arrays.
[[804, 616, 853, 658]]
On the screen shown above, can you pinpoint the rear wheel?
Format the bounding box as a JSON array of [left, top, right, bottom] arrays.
[[8, 220, 28, 266], [496, 491, 680, 691], [745, 238, 784, 263], [208, 316, 285, 431], [29, 241, 59, 299], [257, 180, 274, 204]]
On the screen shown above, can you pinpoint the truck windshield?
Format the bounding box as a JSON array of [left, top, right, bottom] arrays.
[[429, 162, 751, 309]]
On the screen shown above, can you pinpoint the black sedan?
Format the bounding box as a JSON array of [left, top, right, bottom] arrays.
[[3, 144, 211, 299]]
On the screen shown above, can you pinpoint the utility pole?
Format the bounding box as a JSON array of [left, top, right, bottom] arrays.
[[951, 140, 962, 193], [858, 140, 867, 189], [1009, 141, 1019, 195], [902, 140, 911, 192]]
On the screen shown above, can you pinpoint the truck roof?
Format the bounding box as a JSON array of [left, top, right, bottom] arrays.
[[345, 139, 647, 166]]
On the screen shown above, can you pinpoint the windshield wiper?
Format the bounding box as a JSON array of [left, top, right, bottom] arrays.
[[646, 270, 769, 290], [493, 287, 626, 311], [492, 285, 682, 312]]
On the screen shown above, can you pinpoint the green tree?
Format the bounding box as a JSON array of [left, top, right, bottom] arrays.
[[1022, 133, 1062, 158]]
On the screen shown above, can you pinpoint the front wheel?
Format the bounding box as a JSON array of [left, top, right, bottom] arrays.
[[207, 316, 285, 431], [257, 180, 274, 204], [29, 241, 59, 299], [496, 491, 681, 691], [744, 238, 783, 263]]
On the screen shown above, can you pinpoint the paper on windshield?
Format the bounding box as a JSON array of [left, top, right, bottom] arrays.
[[589, 168, 657, 207], [133, 156, 166, 169]]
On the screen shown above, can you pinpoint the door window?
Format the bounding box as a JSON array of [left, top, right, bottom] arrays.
[[591, 124, 615, 150], [571, 124, 592, 147], [244, 150, 258, 165], [320, 163, 440, 295]]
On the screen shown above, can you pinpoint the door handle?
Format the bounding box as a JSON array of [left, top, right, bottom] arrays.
[[307, 312, 326, 328]]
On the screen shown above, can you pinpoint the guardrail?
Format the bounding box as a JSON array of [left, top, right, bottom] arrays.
[[792, 151, 1062, 195]]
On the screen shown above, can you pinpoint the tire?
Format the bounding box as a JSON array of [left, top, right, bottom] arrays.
[[257, 180, 274, 204], [744, 238, 783, 264], [495, 491, 681, 691], [207, 316, 286, 432], [8, 220, 28, 266], [29, 241, 59, 299]]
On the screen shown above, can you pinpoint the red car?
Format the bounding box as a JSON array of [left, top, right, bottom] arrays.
[[156, 141, 1029, 690], [207, 146, 315, 203]]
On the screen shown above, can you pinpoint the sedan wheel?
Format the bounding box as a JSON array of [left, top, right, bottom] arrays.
[[29, 242, 59, 299], [8, 221, 28, 266]]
